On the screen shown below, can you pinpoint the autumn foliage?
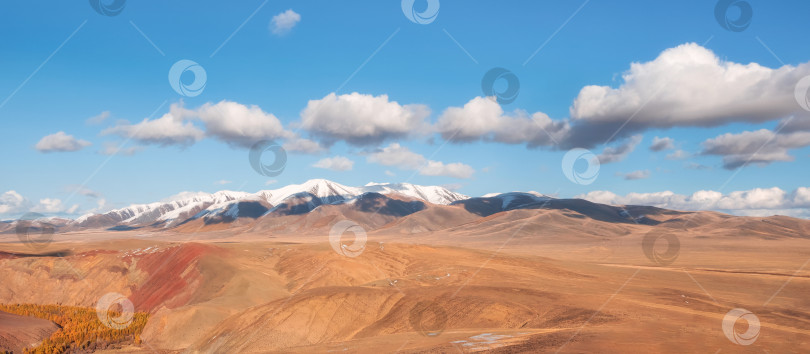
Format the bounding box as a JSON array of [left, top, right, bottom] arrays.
[[0, 303, 148, 354]]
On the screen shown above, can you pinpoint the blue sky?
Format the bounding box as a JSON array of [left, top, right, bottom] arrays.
[[2, 0, 810, 218]]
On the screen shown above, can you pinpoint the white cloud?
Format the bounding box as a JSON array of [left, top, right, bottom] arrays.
[[617, 169, 650, 180], [99, 142, 142, 156], [85, 198, 108, 214], [435, 44, 810, 150], [35, 132, 91, 152], [270, 9, 301, 35], [777, 115, 810, 133], [685, 162, 711, 170], [86, 111, 110, 125], [88, 42, 810, 164], [193, 100, 291, 147], [283, 137, 326, 154], [650, 136, 675, 151], [367, 143, 427, 169], [567, 43, 810, 145], [419, 161, 474, 179], [597, 135, 642, 164], [0, 191, 79, 216], [701, 127, 810, 169], [0, 191, 27, 214], [384, 170, 396, 177], [214, 180, 232, 185], [102, 101, 295, 148], [66, 185, 101, 199], [366, 143, 474, 179], [312, 156, 354, 171], [577, 186, 810, 218], [102, 104, 204, 147], [63, 186, 108, 215], [300, 93, 430, 146], [265, 180, 278, 186], [435, 96, 568, 146], [665, 149, 690, 160], [32, 198, 76, 214]]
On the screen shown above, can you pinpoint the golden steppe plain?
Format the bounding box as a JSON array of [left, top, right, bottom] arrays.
[[1, 207, 809, 353]]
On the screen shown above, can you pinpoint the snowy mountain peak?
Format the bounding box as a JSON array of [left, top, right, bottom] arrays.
[[482, 191, 549, 199], [364, 182, 386, 186], [257, 179, 360, 206], [361, 182, 468, 205], [73, 179, 468, 228]]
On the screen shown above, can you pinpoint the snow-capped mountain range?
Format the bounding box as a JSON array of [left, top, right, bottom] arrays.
[[73, 179, 469, 228], [0, 179, 691, 235]]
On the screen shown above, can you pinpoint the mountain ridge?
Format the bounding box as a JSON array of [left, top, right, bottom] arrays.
[[4, 179, 809, 238], [70, 179, 468, 229]]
